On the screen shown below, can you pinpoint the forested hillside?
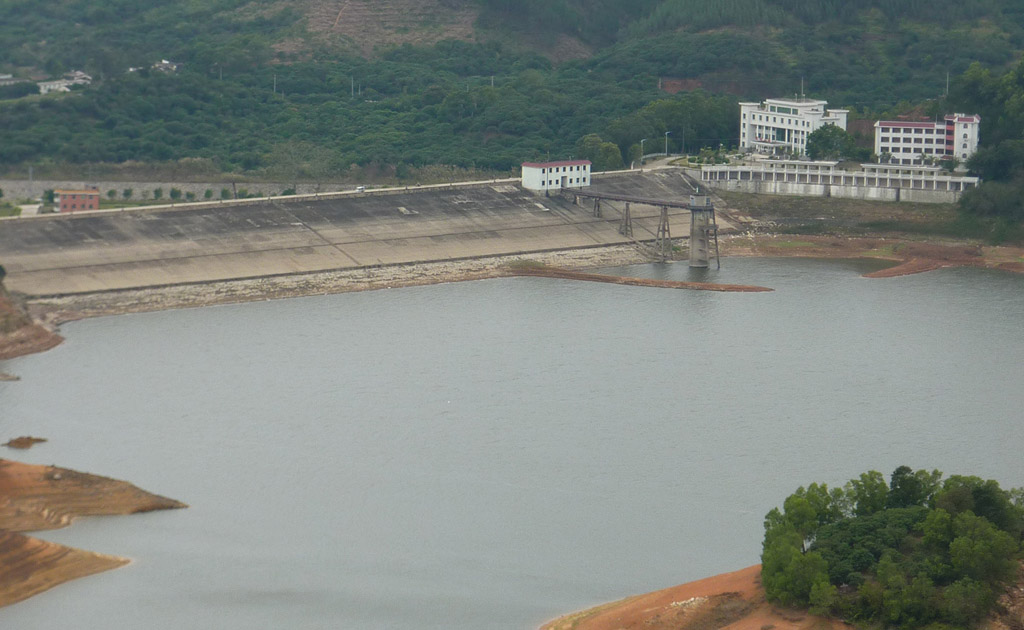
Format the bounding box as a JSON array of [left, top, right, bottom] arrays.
[[1, 0, 1023, 178]]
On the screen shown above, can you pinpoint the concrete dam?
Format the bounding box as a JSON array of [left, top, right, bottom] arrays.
[[0, 170, 720, 297]]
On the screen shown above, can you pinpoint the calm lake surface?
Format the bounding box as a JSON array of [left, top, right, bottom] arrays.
[[2, 257, 1023, 629]]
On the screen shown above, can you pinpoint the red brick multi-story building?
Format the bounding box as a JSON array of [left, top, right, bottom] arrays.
[[55, 189, 100, 213]]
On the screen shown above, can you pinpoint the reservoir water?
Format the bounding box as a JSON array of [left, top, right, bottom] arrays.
[[2, 257, 1023, 629]]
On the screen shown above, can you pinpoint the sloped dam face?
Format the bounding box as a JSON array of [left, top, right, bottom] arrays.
[[2, 257, 1023, 630], [0, 171, 708, 295]]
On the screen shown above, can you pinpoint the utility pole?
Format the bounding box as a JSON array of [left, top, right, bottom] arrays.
[[273, 73, 277, 94], [665, 131, 671, 157]]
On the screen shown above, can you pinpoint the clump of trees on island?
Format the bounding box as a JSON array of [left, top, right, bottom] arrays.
[[762, 466, 1023, 628]]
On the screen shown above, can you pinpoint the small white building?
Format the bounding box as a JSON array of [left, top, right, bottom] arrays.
[[874, 114, 981, 165], [739, 98, 848, 156], [521, 160, 591, 192]]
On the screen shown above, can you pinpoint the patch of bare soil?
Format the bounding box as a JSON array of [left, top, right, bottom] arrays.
[[301, 0, 478, 56], [991, 562, 1024, 630], [541, 565, 851, 630], [0, 531, 128, 608], [0, 286, 62, 360], [0, 460, 187, 532], [3, 437, 47, 450], [661, 78, 704, 94]]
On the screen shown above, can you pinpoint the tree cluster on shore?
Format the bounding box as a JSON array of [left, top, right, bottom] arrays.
[[762, 466, 1023, 629]]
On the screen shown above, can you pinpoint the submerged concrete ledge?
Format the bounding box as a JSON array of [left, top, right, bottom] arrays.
[[508, 266, 773, 292]]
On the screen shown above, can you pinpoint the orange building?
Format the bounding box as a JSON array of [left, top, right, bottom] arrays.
[[55, 189, 100, 213]]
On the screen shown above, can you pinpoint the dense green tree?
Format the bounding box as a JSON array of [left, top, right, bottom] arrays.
[[573, 133, 627, 172], [949, 511, 1019, 583], [763, 467, 1022, 628], [845, 470, 888, 517], [805, 124, 856, 160], [887, 466, 941, 509]]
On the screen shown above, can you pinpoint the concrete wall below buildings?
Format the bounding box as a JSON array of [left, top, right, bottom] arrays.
[[704, 179, 964, 203]]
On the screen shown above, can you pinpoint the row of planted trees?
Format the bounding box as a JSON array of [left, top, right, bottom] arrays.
[[762, 466, 1022, 628]]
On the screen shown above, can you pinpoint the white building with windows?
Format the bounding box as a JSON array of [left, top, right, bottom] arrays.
[[739, 98, 848, 156], [874, 114, 980, 165], [521, 160, 591, 192]]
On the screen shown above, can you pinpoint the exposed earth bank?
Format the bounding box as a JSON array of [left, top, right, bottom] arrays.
[[0, 284, 61, 363], [0, 459, 186, 607], [722, 234, 1024, 277], [541, 563, 1024, 630], [540, 565, 848, 630]]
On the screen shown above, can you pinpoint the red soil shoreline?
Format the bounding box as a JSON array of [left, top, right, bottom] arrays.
[[0, 459, 186, 607], [540, 565, 850, 630]]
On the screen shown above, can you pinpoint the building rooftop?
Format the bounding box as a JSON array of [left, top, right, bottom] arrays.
[[766, 97, 829, 105], [875, 121, 939, 127], [521, 160, 592, 168], [946, 113, 981, 123]]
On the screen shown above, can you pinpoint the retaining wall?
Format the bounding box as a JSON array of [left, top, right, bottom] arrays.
[[705, 179, 962, 204]]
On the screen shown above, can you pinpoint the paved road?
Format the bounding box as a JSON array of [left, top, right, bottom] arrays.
[[0, 170, 714, 296]]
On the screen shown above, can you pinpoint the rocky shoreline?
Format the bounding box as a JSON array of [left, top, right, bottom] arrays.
[[0, 285, 62, 362], [2, 236, 1021, 363]]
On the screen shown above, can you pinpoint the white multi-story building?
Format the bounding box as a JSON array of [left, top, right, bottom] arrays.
[[874, 114, 981, 165], [521, 160, 591, 192], [739, 98, 849, 156]]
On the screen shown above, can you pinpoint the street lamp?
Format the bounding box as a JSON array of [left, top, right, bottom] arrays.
[[640, 138, 646, 167], [664, 131, 671, 157]]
